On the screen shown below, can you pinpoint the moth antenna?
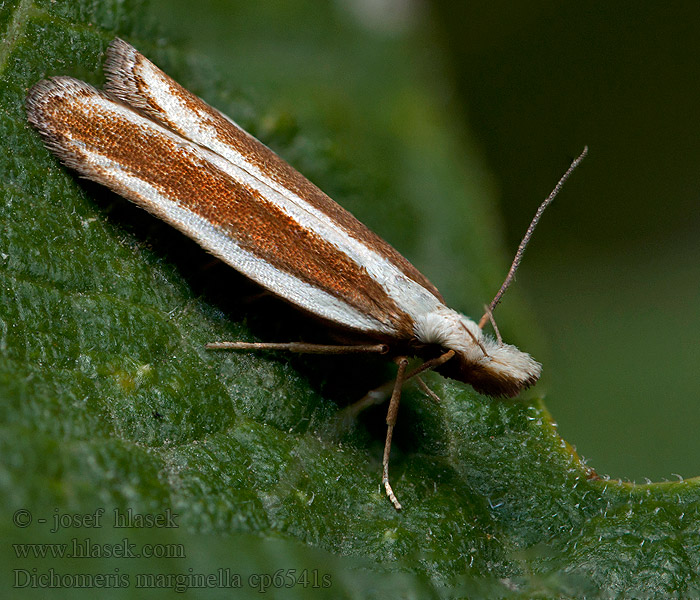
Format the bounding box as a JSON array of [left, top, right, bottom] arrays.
[[479, 146, 588, 329], [482, 303, 503, 345]]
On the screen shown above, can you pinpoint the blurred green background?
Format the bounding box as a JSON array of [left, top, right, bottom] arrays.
[[145, 0, 700, 483]]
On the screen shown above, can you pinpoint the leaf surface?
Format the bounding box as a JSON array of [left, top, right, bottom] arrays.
[[1, 1, 699, 597]]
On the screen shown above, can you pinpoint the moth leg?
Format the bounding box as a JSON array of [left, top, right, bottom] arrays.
[[383, 357, 409, 511], [339, 380, 394, 423], [206, 341, 389, 354], [415, 375, 441, 404], [340, 349, 455, 421], [406, 349, 456, 378], [381, 351, 455, 510]]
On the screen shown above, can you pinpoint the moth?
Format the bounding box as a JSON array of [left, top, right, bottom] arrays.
[[26, 38, 585, 509]]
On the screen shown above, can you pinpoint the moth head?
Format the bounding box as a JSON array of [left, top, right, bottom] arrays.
[[415, 309, 541, 397]]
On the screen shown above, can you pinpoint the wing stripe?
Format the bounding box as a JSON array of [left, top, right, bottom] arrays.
[[102, 39, 444, 302], [26, 78, 416, 335]]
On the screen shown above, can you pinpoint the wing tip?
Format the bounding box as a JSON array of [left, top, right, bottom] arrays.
[[104, 37, 137, 76], [103, 37, 146, 107], [26, 77, 108, 175], [26, 77, 96, 130]]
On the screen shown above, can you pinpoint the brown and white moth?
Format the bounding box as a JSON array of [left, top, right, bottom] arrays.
[[26, 38, 585, 509]]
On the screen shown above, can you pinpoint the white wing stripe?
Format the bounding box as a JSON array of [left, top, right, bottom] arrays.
[[124, 60, 446, 322], [74, 138, 394, 334]]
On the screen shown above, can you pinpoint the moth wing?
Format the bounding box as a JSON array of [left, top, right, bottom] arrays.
[[26, 40, 448, 338]]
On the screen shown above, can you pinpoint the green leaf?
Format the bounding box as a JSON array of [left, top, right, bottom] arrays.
[[1, 1, 699, 598]]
